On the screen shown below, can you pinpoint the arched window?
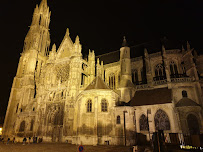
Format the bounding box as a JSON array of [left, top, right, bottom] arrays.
[[109, 73, 115, 89], [187, 114, 200, 135], [101, 99, 108, 112], [182, 90, 188, 98], [19, 121, 25, 132], [116, 115, 121, 124], [30, 120, 34, 131], [139, 114, 149, 131], [154, 64, 165, 80], [87, 99, 92, 112], [154, 109, 170, 130], [170, 61, 178, 77], [132, 69, 138, 84]]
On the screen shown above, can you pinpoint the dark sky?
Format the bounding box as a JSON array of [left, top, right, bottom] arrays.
[[0, 0, 203, 119]]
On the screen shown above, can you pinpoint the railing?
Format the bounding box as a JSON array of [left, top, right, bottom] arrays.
[[170, 74, 188, 78], [135, 84, 150, 90], [171, 77, 193, 83], [153, 79, 167, 85], [153, 76, 166, 81]]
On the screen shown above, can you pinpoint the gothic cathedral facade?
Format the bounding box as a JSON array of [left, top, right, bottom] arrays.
[[3, 0, 203, 145]]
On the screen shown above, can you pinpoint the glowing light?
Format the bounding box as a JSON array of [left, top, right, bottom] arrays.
[[0, 128, 2, 135]]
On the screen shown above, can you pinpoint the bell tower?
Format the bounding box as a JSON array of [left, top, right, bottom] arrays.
[[3, 0, 51, 137]]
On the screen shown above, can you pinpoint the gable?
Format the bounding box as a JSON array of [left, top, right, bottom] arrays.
[[56, 34, 74, 59]]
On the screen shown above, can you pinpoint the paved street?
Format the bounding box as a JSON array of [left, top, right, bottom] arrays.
[[0, 143, 131, 152]]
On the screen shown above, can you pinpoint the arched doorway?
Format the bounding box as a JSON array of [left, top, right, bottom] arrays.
[[19, 121, 25, 132], [154, 109, 170, 130], [187, 114, 200, 135]]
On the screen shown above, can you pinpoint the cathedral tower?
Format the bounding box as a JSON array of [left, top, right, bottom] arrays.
[[119, 37, 134, 103], [3, 0, 51, 137]]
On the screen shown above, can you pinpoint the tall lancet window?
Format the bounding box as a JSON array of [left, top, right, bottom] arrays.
[[109, 73, 115, 89], [87, 99, 92, 112], [139, 114, 149, 131], [132, 69, 138, 84], [170, 61, 178, 77], [154, 64, 165, 80]]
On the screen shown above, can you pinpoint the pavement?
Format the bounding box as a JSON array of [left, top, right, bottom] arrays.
[[0, 142, 132, 152]]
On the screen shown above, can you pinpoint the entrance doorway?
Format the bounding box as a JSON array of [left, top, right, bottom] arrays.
[[187, 114, 200, 135]]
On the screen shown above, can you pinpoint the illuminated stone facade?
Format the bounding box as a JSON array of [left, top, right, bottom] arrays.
[[3, 0, 203, 145]]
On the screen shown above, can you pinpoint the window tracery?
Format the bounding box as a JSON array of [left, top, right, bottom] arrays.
[[154, 109, 170, 130], [170, 61, 178, 77], [139, 114, 149, 131], [154, 63, 166, 80], [109, 73, 115, 89]]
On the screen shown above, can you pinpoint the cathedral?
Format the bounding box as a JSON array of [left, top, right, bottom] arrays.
[[3, 0, 203, 146]]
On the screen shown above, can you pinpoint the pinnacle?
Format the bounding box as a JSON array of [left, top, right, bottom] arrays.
[[39, 0, 48, 11], [75, 35, 80, 44], [66, 28, 70, 36], [122, 36, 128, 47]]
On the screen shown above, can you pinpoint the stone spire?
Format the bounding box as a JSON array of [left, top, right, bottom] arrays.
[[162, 45, 166, 55], [39, 0, 48, 11], [122, 36, 128, 47], [144, 48, 148, 58], [65, 28, 70, 36], [75, 35, 80, 44], [23, 0, 51, 56], [52, 44, 56, 53]]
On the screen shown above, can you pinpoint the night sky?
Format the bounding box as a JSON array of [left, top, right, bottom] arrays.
[[0, 0, 203, 121]]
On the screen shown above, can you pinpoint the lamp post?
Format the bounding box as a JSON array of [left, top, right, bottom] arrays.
[[123, 110, 127, 146]]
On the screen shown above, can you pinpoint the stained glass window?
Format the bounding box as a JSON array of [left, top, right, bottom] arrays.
[[154, 109, 170, 130], [139, 114, 149, 131]]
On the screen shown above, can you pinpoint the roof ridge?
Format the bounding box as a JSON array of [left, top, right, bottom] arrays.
[[96, 50, 120, 58]]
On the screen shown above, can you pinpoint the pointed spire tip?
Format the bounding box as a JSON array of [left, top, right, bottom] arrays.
[[122, 36, 128, 47]]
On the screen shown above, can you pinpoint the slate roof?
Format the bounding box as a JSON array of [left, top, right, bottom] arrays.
[[96, 50, 120, 65], [95, 38, 185, 65], [129, 88, 172, 106], [176, 98, 200, 107], [85, 76, 110, 90]]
